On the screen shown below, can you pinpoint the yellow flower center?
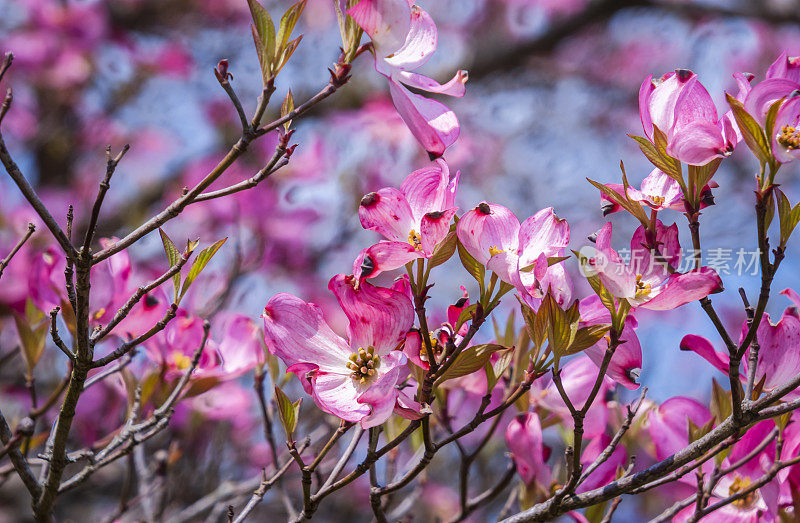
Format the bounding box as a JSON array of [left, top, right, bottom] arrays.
[[634, 274, 651, 299], [171, 351, 192, 370], [346, 346, 380, 383], [650, 195, 665, 206], [418, 333, 443, 363], [728, 476, 756, 509], [93, 308, 106, 320], [408, 229, 422, 251], [778, 125, 800, 150], [489, 245, 505, 257]]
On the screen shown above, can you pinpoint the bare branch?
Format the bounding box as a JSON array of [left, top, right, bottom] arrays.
[[49, 307, 75, 362], [0, 222, 34, 279], [83, 144, 130, 252]]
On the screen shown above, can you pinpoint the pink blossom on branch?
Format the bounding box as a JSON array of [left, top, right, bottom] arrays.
[[354, 158, 459, 280], [456, 202, 572, 305], [347, 0, 468, 157], [584, 220, 722, 310], [262, 274, 419, 428], [639, 69, 750, 166]]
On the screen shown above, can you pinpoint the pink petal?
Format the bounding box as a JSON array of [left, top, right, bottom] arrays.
[[455, 202, 520, 265], [353, 241, 421, 280], [262, 293, 350, 372], [359, 187, 416, 242], [486, 250, 523, 288], [398, 70, 468, 97], [517, 207, 570, 269], [744, 78, 800, 124], [767, 51, 800, 84], [505, 413, 550, 488], [577, 434, 626, 493], [347, 0, 411, 57], [641, 268, 723, 310], [671, 75, 720, 129], [744, 311, 800, 393], [647, 70, 694, 137], [383, 4, 437, 71], [647, 396, 712, 460], [772, 96, 800, 164], [667, 120, 728, 166], [639, 73, 656, 140], [311, 372, 372, 422], [394, 386, 423, 420], [388, 80, 459, 158], [328, 274, 414, 355], [420, 208, 457, 255], [679, 334, 730, 374], [585, 321, 642, 390], [780, 287, 800, 309], [400, 159, 453, 222], [402, 330, 429, 369], [357, 351, 407, 428]]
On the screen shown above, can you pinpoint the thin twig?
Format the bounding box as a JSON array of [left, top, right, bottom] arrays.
[[0, 222, 35, 280]]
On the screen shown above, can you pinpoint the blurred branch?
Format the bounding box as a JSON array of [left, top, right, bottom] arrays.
[[0, 222, 34, 279]]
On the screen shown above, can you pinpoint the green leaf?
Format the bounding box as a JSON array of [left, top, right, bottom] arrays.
[[687, 417, 715, 444], [566, 324, 611, 355], [457, 240, 485, 293], [628, 134, 683, 187], [765, 97, 785, 145], [710, 378, 732, 423], [586, 178, 648, 226], [687, 158, 722, 204], [13, 312, 48, 373], [159, 228, 182, 302], [726, 93, 771, 165], [437, 344, 505, 384], [248, 0, 276, 82], [540, 293, 574, 358], [428, 229, 457, 269], [274, 386, 301, 441], [277, 1, 307, 54], [179, 238, 227, 300], [454, 303, 478, 332], [276, 35, 303, 74], [574, 250, 617, 317], [518, 296, 546, 350], [281, 89, 294, 131], [776, 188, 800, 247], [485, 346, 515, 391]]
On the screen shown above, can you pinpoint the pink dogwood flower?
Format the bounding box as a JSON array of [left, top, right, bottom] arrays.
[[505, 413, 552, 493], [681, 288, 800, 400], [772, 93, 800, 164], [599, 170, 718, 216], [347, 0, 468, 157], [584, 220, 722, 310], [744, 52, 800, 124], [262, 274, 419, 428], [456, 202, 571, 303], [354, 159, 458, 280], [143, 312, 220, 378], [639, 69, 749, 166]]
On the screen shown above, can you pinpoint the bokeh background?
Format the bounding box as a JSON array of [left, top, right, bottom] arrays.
[[2, 0, 800, 520]]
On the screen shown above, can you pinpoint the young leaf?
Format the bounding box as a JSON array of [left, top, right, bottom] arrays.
[[248, 0, 276, 82], [628, 134, 683, 186], [179, 238, 228, 300], [726, 93, 771, 165], [566, 324, 611, 355], [13, 313, 48, 373], [454, 303, 478, 332], [457, 240, 485, 293], [274, 386, 301, 441], [437, 344, 505, 384], [277, 1, 307, 52], [485, 346, 515, 391], [281, 89, 294, 131], [710, 378, 732, 423], [159, 228, 182, 302], [428, 229, 457, 269]]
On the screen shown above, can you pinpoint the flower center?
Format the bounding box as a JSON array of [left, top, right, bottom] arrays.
[[489, 245, 505, 257], [778, 125, 800, 150], [634, 274, 651, 299], [346, 346, 380, 383], [649, 195, 665, 206], [171, 351, 192, 370], [418, 332, 444, 363], [408, 229, 422, 251], [728, 476, 756, 509]]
